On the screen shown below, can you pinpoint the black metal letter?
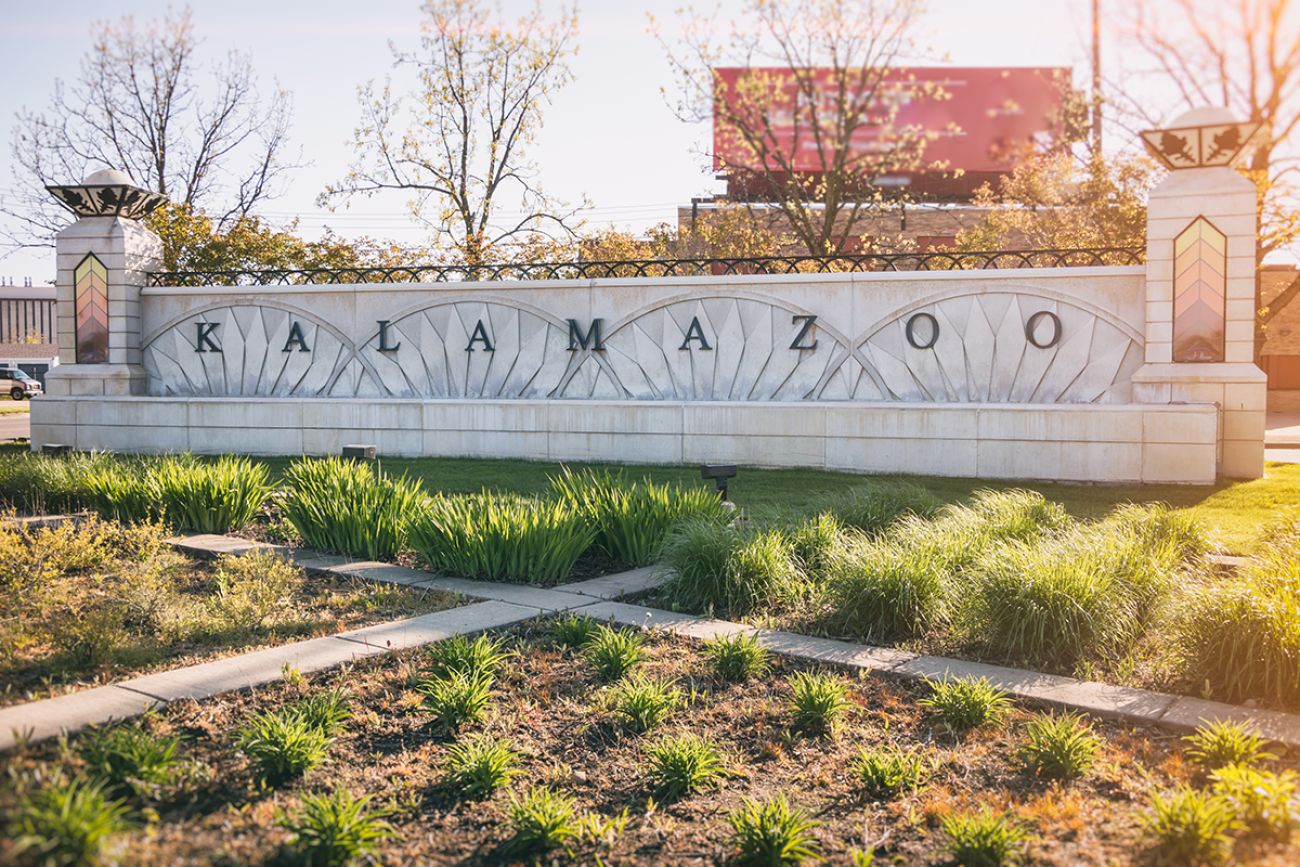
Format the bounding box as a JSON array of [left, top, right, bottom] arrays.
[[567, 318, 605, 351], [790, 314, 818, 350], [283, 321, 311, 352], [1025, 310, 1062, 349], [377, 320, 401, 352], [905, 312, 939, 350], [195, 322, 221, 353], [679, 316, 712, 351], [466, 320, 494, 352]]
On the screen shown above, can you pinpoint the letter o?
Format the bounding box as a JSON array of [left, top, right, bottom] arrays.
[[905, 312, 940, 350], [1025, 310, 1062, 349]]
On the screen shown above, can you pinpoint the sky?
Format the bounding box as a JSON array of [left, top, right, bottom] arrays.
[[0, 0, 1252, 282]]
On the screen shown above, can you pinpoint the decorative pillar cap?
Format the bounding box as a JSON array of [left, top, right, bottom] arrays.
[[1140, 105, 1259, 170], [45, 169, 168, 219]]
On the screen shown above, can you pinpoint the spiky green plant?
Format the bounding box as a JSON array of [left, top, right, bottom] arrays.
[[278, 788, 394, 866], [703, 632, 770, 682], [77, 721, 183, 796], [1018, 711, 1103, 780], [237, 707, 334, 785], [941, 809, 1031, 867], [427, 633, 511, 679], [584, 626, 646, 681], [444, 732, 521, 799], [849, 744, 928, 799], [549, 613, 601, 650], [419, 669, 496, 733], [82, 459, 166, 524], [787, 670, 852, 735], [662, 521, 803, 618], [289, 690, 353, 737], [919, 676, 1013, 733], [643, 733, 725, 800], [1143, 787, 1239, 865], [1183, 720, 1276, 771], [152, 454, 273, 533], [1210, 764, 1299, 839], [410, 491, 596, 585], [726, 794, 823, 866], [506, 786, 580, 858], [609, 674, 682, 733], [281, 457, 425, 560], [7, 776, 133, 866], [549, 467, 729, 566]]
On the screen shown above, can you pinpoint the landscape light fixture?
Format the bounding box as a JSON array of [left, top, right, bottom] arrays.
[[699, 464, 738, 501]]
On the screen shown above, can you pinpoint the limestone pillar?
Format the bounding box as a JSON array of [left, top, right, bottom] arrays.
[[1131, 107, 1267, 479]]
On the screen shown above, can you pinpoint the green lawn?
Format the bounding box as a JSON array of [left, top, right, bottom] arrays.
[[247, 454, 1300, 554]]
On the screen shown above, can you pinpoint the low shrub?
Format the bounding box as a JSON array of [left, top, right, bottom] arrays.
[[584, 626, 646, 681], [419, 669, 496, 734], [919, 676, 1012, 733], [1183, 720, 1276, 771], [1018, 711, 1103, 780], [444, 732, 521, 799], [702, 632, 770, 682], [549, 467, 728, 566], [824, 534, 950, 642], [787, 670, 852, 735], [726, 793, 822, 866], [829, 479, 940, 535], [207, 550, 303, 632], [153, 454, 273, 533], [237, 707, 334, 785], [282, 457, 425, 560], [643, 733, 725, 800], [849, 744, 928, 799], [7, 776, 133, 866], [549, 613, 601, 650], [1143, 787, 1239, 865], [609, 674, 682, 733], [506, 786, 580, 858], [941, 808, 1030, 867], [278, 788, 394, 866], [662, 520, 803, 618], [77, 721, 183, 796], [410, 491, 596, 585], [1210, 764, 1299, 840], [427, 634, 511, 679]]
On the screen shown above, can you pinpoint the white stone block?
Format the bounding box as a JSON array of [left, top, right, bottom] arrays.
[[1144, 408, 1218, 444], [1141, 442, 1216, 483]]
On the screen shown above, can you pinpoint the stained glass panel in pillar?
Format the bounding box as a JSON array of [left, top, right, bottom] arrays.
[[1172, 217, 1226, 363], [74, 253, 109, 364]]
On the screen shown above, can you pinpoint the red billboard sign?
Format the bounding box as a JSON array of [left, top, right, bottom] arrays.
[[712, 66, 1072, 179]]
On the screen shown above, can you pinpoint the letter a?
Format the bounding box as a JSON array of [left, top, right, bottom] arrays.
[[466, 320, 495, 352], [283, 321, 311, 352], [679, 316, 712, 351]]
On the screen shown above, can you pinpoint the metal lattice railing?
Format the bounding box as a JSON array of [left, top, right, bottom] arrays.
[[146, 247, 1146, 287]]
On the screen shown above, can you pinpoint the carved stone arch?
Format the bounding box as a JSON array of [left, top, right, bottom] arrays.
[[141, 301, 374, 397], [595, 291, 855, 401], [851, 288, 1145, 404], [355, 296, 621, 398]]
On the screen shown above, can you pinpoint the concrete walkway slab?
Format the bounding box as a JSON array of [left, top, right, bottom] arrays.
[[335, 601, 540, 652], [419, 576, 593, 612], [559, 566, 668, 601], [170, 534, 268, 558], [1158, 696, 1300, 743], [326, 562, 438, 588], [0, 686, 162, 752]]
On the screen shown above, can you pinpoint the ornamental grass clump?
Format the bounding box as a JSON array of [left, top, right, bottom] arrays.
[[237, 706, 334, 785], [0, 450, 112, 514], [849, 744, 929, 799], [410, 491, 596, 585], [7, 776, 133, 866], [1018, 711, 1103, 780], [824, 531, 951, 642], [919, 676, 1013, 733], [549, 613, 601, 650], [1210, 764, 1299, 840], [787, 670, 852, 735], [282, 456, 425, 560], [829, 479, 941, 535], [1144, 787, 1239, 865], [278, 788, 394, 867], [419, 669, 496, 734], [789, 512, 847, 578], [941, 808, 1030, 867], [549, 467, 728, 566], [506, 786, 580, 858], [83, 458, 166, 524], [427, 633, 511, 679], [584, 625, 646, 681], [152, 454, 273, 533], [726, 793, 823, 866], [609, 673, 683, 733], [703, 632, 770, 682], [662, 520, 803, 618], [444, 732, 522, 799], [1174, 525, 1300, 706], [289, 690, 353, 737], [643, 733, 726, 800], [77, 721, 184, 797], [1183, 720, 1276, 772]]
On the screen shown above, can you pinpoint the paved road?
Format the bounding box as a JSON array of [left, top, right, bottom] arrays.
[[0, 411, 30, 442]]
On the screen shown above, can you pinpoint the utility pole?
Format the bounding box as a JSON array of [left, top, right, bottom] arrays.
[[1091, 0, 1103, 156]]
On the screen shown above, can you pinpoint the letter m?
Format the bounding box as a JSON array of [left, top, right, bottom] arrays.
[[567, 318, 605, 351]]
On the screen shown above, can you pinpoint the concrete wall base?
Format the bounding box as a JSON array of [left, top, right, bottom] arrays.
[[31, 397, 1220, 484]]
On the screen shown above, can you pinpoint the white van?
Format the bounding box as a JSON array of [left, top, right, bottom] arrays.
[[0, 367, 43, 400]]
